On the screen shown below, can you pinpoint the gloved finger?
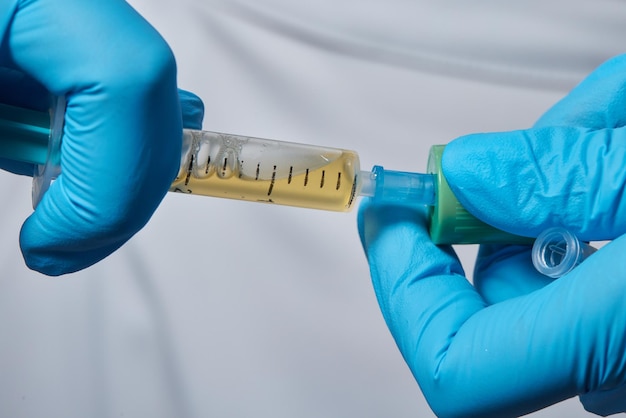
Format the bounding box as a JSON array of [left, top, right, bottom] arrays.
[[0, 87, 202, 177], [7, 0, 181, 275], [442, 125, 626, 242], [470, 227, 564, 310], [463, 55, 626, 303], [357, 199, 478, 351], [359, 197, 626, 417], [472, 244, 554, 305], [580, 384, 626, 416], [534, 54, 626, 129], [178, 89, 204, 130], [358, 199, 486, 414]]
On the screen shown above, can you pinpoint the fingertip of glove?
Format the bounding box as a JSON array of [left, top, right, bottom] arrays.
[[178, 89, 205, 130], [357, 198, 430, 251], [442, 131, 524, 210], [19, 222, 69, 276], [18, 182, 144, 276], [441, 133, 491, 183], [357, 198, 399, 246], [19, 219, 124, 276]]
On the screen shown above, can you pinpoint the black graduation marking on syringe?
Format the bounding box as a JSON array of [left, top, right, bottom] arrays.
[[288, 166, 293, 184], [205, 155, 211, 174], [255, 163, 260, 180], [304, 169, 309, 186], [239, 160, 244, 178], [268, 165, 277, 196], [348, 173, 358, 207], [184, 154, 194, 186], [320, 170, 325, 188], [221, 157, 228, 176], [336, 172, 342, 190]]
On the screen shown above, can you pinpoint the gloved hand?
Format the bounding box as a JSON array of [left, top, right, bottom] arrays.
[[0, 0, 204, 276], [358, 54, 626, 417]]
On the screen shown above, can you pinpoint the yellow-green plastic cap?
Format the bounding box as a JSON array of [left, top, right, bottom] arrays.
[[427, 145, 533, 245]]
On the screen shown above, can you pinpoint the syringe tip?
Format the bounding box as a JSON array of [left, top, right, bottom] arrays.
[[362, 166, 435, 206], [359, 170, 376, 197]]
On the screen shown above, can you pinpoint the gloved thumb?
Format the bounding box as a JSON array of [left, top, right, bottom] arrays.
[[441, 126, 626, 242]]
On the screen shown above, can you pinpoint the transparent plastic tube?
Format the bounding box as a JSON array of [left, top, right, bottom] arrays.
[[170, 131, 437, 212], [171, 129, 368, 212], [0, 101, 436, 213]]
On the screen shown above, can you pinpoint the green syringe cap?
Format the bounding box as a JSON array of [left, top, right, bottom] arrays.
[[427, 145, 533, 245]]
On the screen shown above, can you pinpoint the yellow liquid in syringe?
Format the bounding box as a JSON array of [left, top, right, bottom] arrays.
[[170, 132, 360, 212]]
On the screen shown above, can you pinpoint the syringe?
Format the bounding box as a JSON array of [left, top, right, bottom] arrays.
[[0, 101, 595, 276]]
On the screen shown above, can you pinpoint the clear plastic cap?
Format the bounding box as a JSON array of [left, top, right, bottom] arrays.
[[531, 227, 596, 278]]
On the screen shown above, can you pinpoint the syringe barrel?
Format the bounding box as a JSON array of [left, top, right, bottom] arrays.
[[427, 145, 533, 245], [0, 102, 364, 212], [170, 129, 362, 212]]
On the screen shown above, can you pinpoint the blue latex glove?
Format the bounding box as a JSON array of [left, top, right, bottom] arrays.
[[358, 54, 626, 417], [0, 0, 204, 275]]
